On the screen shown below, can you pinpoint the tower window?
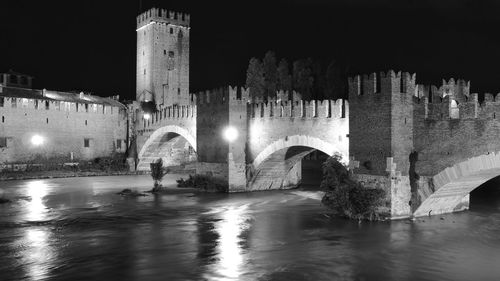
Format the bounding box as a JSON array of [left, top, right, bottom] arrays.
[[0, 97, 4, 107], [84, 138, 90, 148], [0, 137, 6, 148], [170, 28, 173, 34], [143, 51, 145, 56], [2, 116, 4, 123], [46, 118, 49, 124], [169, 51, 175, 58], [85, 120, 88, 126], [144, 69, 146, 75], [178, 88, 181, 95], [164, 50, 166, 55]]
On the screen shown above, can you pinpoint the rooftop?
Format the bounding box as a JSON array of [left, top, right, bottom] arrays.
[[0, 85, 125, 108]]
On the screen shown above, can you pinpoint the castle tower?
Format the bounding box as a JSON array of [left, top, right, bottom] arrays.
[[136, 8, 190, 106], [348, 70, 416, 218]]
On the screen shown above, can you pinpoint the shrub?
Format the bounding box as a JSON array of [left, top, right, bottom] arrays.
[[177, 174, 228, 193], [321, 154, 386, 221], [150, 158, 165, 191]]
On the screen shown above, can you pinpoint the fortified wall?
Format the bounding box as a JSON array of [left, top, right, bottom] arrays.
[[349, 70, 500, 218], [195, 86, 250, 190], [0, 85, 127, 168]]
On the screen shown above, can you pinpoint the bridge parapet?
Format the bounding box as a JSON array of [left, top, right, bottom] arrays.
[[138, 104, 196, 131], [250, 99, 347, 119]]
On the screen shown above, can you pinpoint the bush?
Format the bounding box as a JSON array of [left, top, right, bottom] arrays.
[[321, 154, 386, 221], [150, 158, 165, 191], [177, 174, 228, 193]]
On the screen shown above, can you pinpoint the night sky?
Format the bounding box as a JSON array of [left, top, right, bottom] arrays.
[[2, 0, 500, 100]]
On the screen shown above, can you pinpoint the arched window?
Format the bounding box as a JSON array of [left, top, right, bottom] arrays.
[[450, 99, 459, 119]]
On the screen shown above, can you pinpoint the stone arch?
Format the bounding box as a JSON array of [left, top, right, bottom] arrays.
[[248, 135, 346, 191], [413, 151, 500, 217], [138, 125, 196, 161], [252, 135, 346, 169]]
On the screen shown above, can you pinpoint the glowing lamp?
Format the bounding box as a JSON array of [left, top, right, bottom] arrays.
[[223, 126, 238, 143], [31, 135, 44, 146], [143, 113, 151, 120]]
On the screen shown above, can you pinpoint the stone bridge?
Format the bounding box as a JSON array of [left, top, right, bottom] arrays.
[[135, 72, 500, 219], [135, 86, 348, 191], [135, 105, 196, 171]]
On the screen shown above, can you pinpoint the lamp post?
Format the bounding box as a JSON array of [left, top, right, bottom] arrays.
[[223, 126, 238, 143]]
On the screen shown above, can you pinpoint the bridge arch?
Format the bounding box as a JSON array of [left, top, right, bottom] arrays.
[[252, 135, 347, 169], [248, 135, 348, 191], [137, 125, 197, 171], [414, 151, 500, 217]]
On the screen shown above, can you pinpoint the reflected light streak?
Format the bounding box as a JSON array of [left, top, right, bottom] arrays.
[[25, 181, 49, 221], [24, 228, 53, 281], [215, 205, 249, 280]]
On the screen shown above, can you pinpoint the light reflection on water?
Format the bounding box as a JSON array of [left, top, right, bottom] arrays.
[[23, 228, 55, 281], [210, 205, 249, 280], [25, 181, 49, 222], [0, 175, 500, 281]]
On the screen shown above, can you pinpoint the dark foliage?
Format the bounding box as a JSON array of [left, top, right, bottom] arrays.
[[321, 154, 386, 221], [150, 158, 165, 190], [177, 174, 228, 193]]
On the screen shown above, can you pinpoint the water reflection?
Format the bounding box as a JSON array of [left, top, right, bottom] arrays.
[[25, 181, 49, 222], [203, 204, 250, 281], [23, 228, 55, 281], [1, 176, 500, 281]]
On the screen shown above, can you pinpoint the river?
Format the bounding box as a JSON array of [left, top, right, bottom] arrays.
[[1, 174, 500, 281]]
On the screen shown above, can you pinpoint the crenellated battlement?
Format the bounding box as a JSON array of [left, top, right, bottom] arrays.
[[348, 70, 416, 97], [137, 7, 190, 29], [250, 99, 348, 119], [140, 104, 196, 129], [195, 86, 250, 106]]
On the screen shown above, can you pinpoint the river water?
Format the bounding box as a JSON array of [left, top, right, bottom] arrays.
[[1, 174, 500, 281]]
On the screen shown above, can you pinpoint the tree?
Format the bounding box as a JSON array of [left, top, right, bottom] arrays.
[[150, 158, 165, 191], [277, 59, 292, 92], [311, 60, 326, 100], [262, 51, 278, 98], [245, 57, 265, 100], [292, 58, 314, 100], [321, 154, 387, 221], [325, 59, 347, 100]]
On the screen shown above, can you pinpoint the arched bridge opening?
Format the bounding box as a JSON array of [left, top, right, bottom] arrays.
[[413, 152, 500, 217], [137, 125, 197, 171], [248, 135, 347, 191]]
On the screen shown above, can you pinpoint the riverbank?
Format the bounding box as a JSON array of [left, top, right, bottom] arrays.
[[0, 170, 148, 181]]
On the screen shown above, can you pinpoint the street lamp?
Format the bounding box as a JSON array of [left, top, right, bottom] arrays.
[[223, 126, 238, 143], [143, 113, 151, 120], [31, 135, 44, 146]]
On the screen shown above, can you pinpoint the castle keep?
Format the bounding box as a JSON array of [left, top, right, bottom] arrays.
[[136, 8, 190, 106]]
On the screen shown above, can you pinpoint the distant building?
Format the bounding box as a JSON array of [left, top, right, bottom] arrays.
[[0, 71, 128, 167]]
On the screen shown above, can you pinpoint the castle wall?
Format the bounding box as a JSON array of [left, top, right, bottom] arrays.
[[195, 86, 250, 191], [348, 71, 417, 218], [0, 96, 127, 166], [247, 99, 349, 165]]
